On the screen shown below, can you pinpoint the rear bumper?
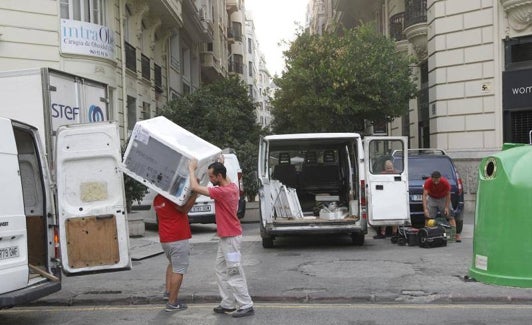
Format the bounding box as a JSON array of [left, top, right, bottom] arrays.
[[265, 223, 363, 236], [0, 280, 61, 308]]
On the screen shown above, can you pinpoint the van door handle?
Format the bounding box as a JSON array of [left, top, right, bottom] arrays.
[[376, 185, 383, 190], [394, 176, 401, 181]]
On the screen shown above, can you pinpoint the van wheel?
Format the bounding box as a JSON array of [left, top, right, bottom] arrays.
[[262, 237, 274, 248], [351, 232, 365, 246]]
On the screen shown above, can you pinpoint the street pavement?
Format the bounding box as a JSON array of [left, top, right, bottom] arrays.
[[34, 203, 532, 307]]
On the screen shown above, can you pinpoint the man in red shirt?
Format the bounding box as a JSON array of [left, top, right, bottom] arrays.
[[188, 158, 254, 318], [422, 170, 459, 241], [153, 192, 197, 312]]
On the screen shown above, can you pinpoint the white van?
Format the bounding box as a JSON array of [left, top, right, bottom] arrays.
[[187, 153, 246, 223], [257, 133, 410, 248], [0, 118, 130, 308]]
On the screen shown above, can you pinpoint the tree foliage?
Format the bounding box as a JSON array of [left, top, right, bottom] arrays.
[[161, 77, 262, 200], [271, 23, 417, 133]]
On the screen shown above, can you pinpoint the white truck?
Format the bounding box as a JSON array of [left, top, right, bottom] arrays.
[[0, 68, 109, 167], [0, 118, 129, 308], [258, 133, 410, 248]]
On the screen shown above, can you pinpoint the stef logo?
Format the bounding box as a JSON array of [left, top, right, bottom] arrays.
[[88, 105, 105, 122]]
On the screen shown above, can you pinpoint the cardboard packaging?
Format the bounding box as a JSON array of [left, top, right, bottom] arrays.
[[122, 116, 221, 205]]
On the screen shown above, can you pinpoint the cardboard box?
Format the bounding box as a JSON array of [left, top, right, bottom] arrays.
[[122, 116, 221, 205]]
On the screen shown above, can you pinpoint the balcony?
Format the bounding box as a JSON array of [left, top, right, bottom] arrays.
[[226, 0, 241, 15], [201, 52, 225, 82], [403, 0, 428, 59], [500, 0, 532, 31], [389, 12, 405, 41]]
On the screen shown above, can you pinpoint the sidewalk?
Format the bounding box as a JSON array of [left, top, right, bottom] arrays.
[[35, 220, 532, 307]]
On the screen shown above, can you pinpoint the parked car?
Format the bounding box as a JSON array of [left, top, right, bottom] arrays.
[[392, 149, 464, 229]]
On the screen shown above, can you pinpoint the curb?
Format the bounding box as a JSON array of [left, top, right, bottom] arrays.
[[32, 293, 532, 307]]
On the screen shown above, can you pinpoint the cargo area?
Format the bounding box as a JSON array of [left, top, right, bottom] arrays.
[[266, 139, 360, 224]]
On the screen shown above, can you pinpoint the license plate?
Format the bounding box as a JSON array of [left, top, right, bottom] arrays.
[[410, 194, 423, 201], [0, 246, 19, 260], [190, 205, 211, 213]]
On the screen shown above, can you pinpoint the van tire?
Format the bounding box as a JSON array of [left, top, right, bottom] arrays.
[[262, 237, 274, 249], [351, 232, 365, 246]]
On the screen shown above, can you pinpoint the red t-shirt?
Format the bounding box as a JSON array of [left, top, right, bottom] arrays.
[[208, 183, 242, 238], [424, 177, 451, 199], [153, 194, 192, 243]]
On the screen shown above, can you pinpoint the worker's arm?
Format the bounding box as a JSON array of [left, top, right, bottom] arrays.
[[188, 159, 210, 197], [422, 189, 429, 218], [173, 192, 198, 214]]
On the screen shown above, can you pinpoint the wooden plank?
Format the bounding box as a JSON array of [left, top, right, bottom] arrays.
[[29, 264, 59, 282], [65, 215, 120, 269]]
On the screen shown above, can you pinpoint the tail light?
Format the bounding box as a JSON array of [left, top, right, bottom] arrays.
[[238, 171, 244, 197], [360, 180, 367, 220], [456, 172, 463, 196], [53, 226, 60, 259]]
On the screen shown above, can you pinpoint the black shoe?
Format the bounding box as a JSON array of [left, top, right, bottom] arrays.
[[232, 306, 254, 318], [213, 305, 236, 314], [373, 233, 386, 239]]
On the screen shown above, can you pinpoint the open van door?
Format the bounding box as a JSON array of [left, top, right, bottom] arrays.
[[257, 136, 274, 224], [363, 136, 410, 226], [55, 121, 130, 275], [0, 118, 29, 294]]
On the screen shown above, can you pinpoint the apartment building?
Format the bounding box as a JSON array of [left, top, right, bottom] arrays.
[[0, 0, 271, 140], [308, 0, 532, 212]]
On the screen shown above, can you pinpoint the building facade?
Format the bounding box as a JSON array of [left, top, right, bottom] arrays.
[[0, 0, 271, 140], [308, 0, 532, 212]]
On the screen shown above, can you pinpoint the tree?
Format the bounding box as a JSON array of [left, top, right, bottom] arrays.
[[271, 23, 417, 134], [161, 77, 262, 200]]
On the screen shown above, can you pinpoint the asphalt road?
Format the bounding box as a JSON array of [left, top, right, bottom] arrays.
[[3, 303, 532, 325]]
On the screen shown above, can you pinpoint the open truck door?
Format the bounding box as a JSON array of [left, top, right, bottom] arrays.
[[55, 121, 130, 274], [363, 136, 410, 227]]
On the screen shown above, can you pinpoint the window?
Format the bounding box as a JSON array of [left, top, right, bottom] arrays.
[[170, 34, 180, 70], [248, 61, 253, 77], [181, 46, 191, 81], [248, 38, 252, 54], [154, 64, 162, 93], [232, 22, 242, 41], [183, 83, 191, 95], [60, 0, 106, 25], [141, 54, 150, 80], [142, 102, 150, 120], [127, 96, 137, 132], [230, 54, 243, 74], [125, 42, 136, 71]]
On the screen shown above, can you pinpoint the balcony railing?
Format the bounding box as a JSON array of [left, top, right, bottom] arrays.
[[125, 42, 136, 72], [389, 12, 405, 41], [405, 0, 427, 28], [228, 61, 243, 74]]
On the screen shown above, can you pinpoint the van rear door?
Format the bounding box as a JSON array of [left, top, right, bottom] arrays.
[[0, 118, 29, 294], [363, 136, 410, 226], [55, 121, 130, 274]]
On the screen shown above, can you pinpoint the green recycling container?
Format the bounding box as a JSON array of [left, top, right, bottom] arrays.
[[469, 143, 532, 287]]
